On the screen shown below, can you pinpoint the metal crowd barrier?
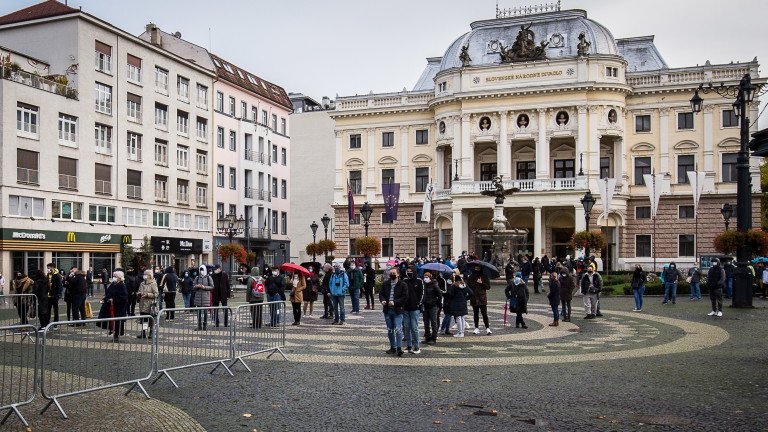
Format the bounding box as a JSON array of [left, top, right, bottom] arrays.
[[0, 294, 38, 329], [0, 324, 38, 427], [39, 316, 154, 419], [152, 306, 235, 388], [231, 301, 288, 371]]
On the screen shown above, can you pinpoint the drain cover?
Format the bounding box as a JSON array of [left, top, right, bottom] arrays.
[[628, 414, 692, 426]]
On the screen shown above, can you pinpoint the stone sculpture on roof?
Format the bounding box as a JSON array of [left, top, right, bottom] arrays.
[[577, 31, 591, 57], [459, 45, 472, 67], [499, 23, 548, 62]]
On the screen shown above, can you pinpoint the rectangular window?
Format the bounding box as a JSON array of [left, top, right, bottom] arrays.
[[154, 140, 168, 166], [381, 169, 395, 185], [58, 156, 78, 190], [196, 183, 208, 207], [679, 205, 695, 219], [126, 54, 142, 83], [126, 169, 142, 199], [349, 134, 361, 149], [636, 235, 652, 257], [229, 97, 236, 116], [600, 157, 611, 179], [635, 114, 651, 132], [217, 127, 225, 148], [94, 123, 112, 154], [229, 130, 237, 151], [381, 212, 393, 224], [350, 213, 361, 225], [272, 211, 278, 234], [155, 175, 168, 201], [154, 103, 168, 129], [88, 205, 116, 223], [382, 238, 394, 257], [677, 112, 694, 130], [281, 118, 287, 135], [554, 159, 575, 178], [175, 213, 191, 229], [349, 170, 362, 194], [722, 109, 738, 128], [272, 144, 278, 163], [722, 153, 738, 182], [272, 177, 278, 197], [153, 211, 170, 228], [177, 110, 189, 135], [229, 167, 237, 189], [251, 107, 258, 122], [216, 203, 225, 220], [177, 179, 189, 204], [196, 84, 208, 108], [271, 114, 278, 131], [679, 235, 695, 257], [415, 237, 429, 257], [677, 155, 695, 184], [516, 161, 536, 180], [52, 200, 82, 221], [634, 157, 651, 185], [416, 129, 429, 145], [95, 83, 112, 114], [58, 113, 77, 145], [9, 195, 44, 217], [123, 207, 148, 226], [480, 163, 497, 181], [195, 215, 210, 231], [95, 163, 111, 195], [382, 131, 394, 147], [281, 179, 287, 199], [126, 93, 142, 122], [16, 103, 39, 138], [635, 206, 651, 219], [281, 148, 287, 165], [281, 212, 287, 235], [196, 117, 207, 141], [94, 41, 112, 73], [155, 67, 169, 92], [176, 145, 189, 169], [241, 101, 248, 118], [17, 149, 39, 184], [415, 167, 429, 192], [216, 91, 224, 112], [217, 165, 225, 187], [415, 212, 427, 224], [605, 66, 618, 77], [177, 76, 190, 102], [196, 150, 207, 174], [127, 132, 142, 161]]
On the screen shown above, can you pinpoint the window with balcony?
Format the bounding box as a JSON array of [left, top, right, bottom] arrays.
[[230, 168, 237, 189], [154, 103, 168, 130], [177, 110, 189, 135], [95, 82, 112, 114], [196, 150, 207, 174], [17, 149, 39, 185], [8, 195, 44, 217], [196, 183, 208, 207], [123, 207, 148, 226], [677, 112, 694, 130], [271, 114, 277, 131], [679, 205, 695, 219], [95, 163, 111, 195], [52, 200, 83, 221], [635, 114, 651, 133], [382, 131, 394, 147], [155, 176, 168, 202], [177, 76, 190, 102], [17, 103, 39, 138], [349, 134, 361, 149], [415, 167, 429, 192], [381, 169, 395, 185], [89, 205, 115, 223], [154, 140, 168, 166], [600, 157, 611, 179], [126, 54, 142, 83], [634, 157, 651, 185], [196, 117, 207, 141], [153, 211, 170, 228], [57, 157, 77, 190], [177, 145, 189, 170], [196, 84, 208, 109], [126, 93, 142, 122], [679, 234, 695, 257], [95, 41, 112, 73], [677, 155, 694, 184], [155, 67, 169, 93], [94, 123, 112, 154], [217, 165, 224, 187], [480, 163, 497, 181], [722, 109, 738, 128], [281, 179, 287, 199], [416, 129, 429, 145], [177, 179, 189, 205], [175, 213, 191, 229], [126, 169, 142, 199], [635, 206, 651, 219], [349, 170, 362, 194], [554, 159, 575, 178], [722, 153, 737, 182], [216, 91, 224, 112], [636, 235, 652, 257], [58, 113, 77, 146], [229, 130, 237, 151], [516, 161, 535, 180], [281, 118, 287, 135], [195, 215, 210, 231]]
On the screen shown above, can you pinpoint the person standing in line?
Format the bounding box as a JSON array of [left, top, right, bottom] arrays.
[[12, 272, 33, 325], [0, 271, 6, 304], [547, 272, 561, 326], [402, 265, 424, 353], [558, 269, 574, 322], [86, 267, 94, 298], [531, 257, 543, 294], [181, 268, 194, 308], [505, 272, 529, 329], [631, 264, 647, 312], [32, 269, 50, 328], [346, 262, 364, 314], [362, 262, 376, 310], [520, 256, 532, 286], [504, 259, 515, 282], [62, 267, 75, 321], [265, 266, 286, 327], [320, 263, 334, 319], [46, 264, 62, 323], [245, 267, 265, 328], [289, 271, 305, 325], [303, 268, 319, 317], [723, 260, 735, 298], [421, 272, 442, 346], [136, 269, 159, 338], [125, 267, 138, 316], [100, 268, 108, 292], [160, 266, 178, 320], [449, 275, 473, 337], [662, 261, 682, 305], [210, 264, 230, 327], [688, 261, 702, 301], [467, 264, 492, 335], [580, 265, 602, 319], [380, 267, 407, 356], [707, 258, 726, 317], [103, 271, 128, 342], [192, 265, 214, 330], [328, 263, 349, 325], [68, 267, 87, 323], [439, 271, 455, 335]]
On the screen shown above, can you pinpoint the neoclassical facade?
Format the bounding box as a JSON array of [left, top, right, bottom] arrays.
[[331, 9, 762, 270]]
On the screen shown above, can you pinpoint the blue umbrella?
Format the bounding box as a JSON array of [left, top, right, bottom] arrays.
[[421, 262, 453, 274], [463, 261, 501, 279]]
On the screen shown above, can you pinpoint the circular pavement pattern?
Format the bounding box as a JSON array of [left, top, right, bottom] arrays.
[[281, 301, 730, 366]]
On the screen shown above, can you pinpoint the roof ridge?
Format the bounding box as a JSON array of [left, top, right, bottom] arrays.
[[0, 0, 79, 26]]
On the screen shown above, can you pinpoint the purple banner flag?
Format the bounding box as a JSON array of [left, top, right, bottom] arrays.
[[382, 183, 401, 221]]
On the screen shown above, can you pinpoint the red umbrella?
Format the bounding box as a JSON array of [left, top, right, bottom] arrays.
[[280, 262, 310, 276]]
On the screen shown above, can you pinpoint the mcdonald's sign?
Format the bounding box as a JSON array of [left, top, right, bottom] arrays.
[[121, 235, 132, 244], [66, 232, 76, 242]]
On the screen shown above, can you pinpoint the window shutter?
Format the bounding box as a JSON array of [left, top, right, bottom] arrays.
[[95, 41, 112, 55], [127, 169, 142, 186], [17, 149, 38, 169], [58, 157, 77, 176], [95, 164, 111, 181], [127, 54, 142, 67], [126, 93, 142, 104]]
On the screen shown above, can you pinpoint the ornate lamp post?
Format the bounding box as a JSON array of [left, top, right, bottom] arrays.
[[691, 73, 766, 308], [720, 203, 734, 231], [216, 213, 245, 271], [360, 202, 373, 237], [310, 221, 318, 261], [321, 213, 331, 240], [581, 190, 596, 259]]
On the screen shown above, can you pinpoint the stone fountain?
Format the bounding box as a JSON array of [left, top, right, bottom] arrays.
[[474, 176, 529, 262]]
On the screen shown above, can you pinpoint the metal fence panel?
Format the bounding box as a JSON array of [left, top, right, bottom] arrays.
[[39, 316, 154, 419], [0, 294, 39, 329], [0, 324, 38, 427], [152, 306, 235, 388], [231, 301, 288, 371]]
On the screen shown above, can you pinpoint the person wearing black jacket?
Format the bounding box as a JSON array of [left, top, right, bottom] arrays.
[[402, 266, 424, 354], [707, 258, 726, 317], [264, 266, 285, 326], [31, 269, 50, 328], [438, 272, 454, 335], [379, 268, 408, 356], [320, 263, 333, 319], [532, 257, 544, 294], [68, 267, 87, 323], [125, 267, 138, 315], [210, 264, 230, 326], [161, 266, 179, 320], [421, 272, 442, 345], [362, 262, 376, 310]]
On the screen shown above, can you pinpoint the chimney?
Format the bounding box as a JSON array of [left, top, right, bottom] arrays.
[[145, 23, 162, 47]]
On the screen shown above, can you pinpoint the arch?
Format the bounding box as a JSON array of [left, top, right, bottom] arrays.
[[378, 156, 398, 165], [673, 140, 699, 150], [717, 137, 740, 148], [596, 210, 625, 227], [433, 213, 453, 230], [469, 211, 493, 230], [345, 158, 365, 167], [507, 211, 534, 228], [631, 142, 655, 152], [411, 154, 433, 164], [545, 209, 575, 228]]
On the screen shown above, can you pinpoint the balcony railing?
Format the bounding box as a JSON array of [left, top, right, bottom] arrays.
[[59, 174, 78, 191], [17, 168, 39, 185], [436, 177, 588, 199], [177, 192, 189, 204], [1, 67, 78, 99], [127, 185, 142, 199], [248, 228, 272, 240], [155, 188, 168, 202], [95, 180, 111, 195]]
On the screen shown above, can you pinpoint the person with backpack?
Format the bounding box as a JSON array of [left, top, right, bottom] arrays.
[[328, 263, 349, 325], [580, 265, 602, 319], [245, 266, 265, 328]]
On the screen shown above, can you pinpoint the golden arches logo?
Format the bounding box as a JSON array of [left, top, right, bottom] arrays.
[[66, 232, 76, 242], [121, 235, 132, 244]]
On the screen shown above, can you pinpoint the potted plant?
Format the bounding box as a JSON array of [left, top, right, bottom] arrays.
[[714, 229, 768, 256], [305, 242, 322, 257], [354, 237, 381, 257], [218, 243, 247, 265], [317, 239, 337, 255], [571, 230, 607, 251]]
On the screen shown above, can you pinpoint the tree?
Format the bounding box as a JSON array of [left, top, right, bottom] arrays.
[[121, 235, 153, 269]]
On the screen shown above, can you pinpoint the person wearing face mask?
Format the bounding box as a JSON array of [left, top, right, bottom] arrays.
[[319, 263, 334, 319], [192, 265, 214, 330], [449, 274, 473, 337], [181, 268, 194, 308], [160, 266, 178, 320], [125, 267, 138, 316], [289, 271, 306, 325], [662, 261, 682, 305], [265, 266, 286, 327], [630, 264, 647, 312], [421, 272, 442, 345], [558, 269, 575, 322], [579, 265, 602, 319], [547, 272, 561, 327], [707, 258, 725, 317], [328, 264, 349, 325], [303, 267, 319, 317], [102, 271, 128, 342], [468, 265, 492, 336], [346, 262, 363, 314], [505, 272, 529, 329], [210, 264, 231, 327], [379, 268, 407, 356], [67, 267, 87, 324], [31, 269, 50, 328], [136, 269, 159, 338], [439, 270, 459, 335], [362, 262, 376, 310], [402, 265, 424, 353]]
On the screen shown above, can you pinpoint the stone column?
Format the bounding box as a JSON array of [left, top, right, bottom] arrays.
[[534, 206, 543, 257], [461, 115, 473, 180], [400, 125, 410, 200], [702, 106, 714, 172], [614, 137, 624, 181], [452, 209, 467, 257], [575, 205, 586, 232], [537, 109, 549, 178], [366, 128, 376, 201], [436, 147, 445, 191], [588, 106, 600, 179], [497, 111, 510, 179], [334, 130, 343, 204], [659, 108, 670, 174], [577, 105, 588, 175]]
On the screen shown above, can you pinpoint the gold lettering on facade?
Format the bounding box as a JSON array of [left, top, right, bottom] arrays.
[[482, 70, 565, 83]]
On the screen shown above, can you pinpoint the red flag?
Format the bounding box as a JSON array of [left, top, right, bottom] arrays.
[[347, 179, 355, 221]]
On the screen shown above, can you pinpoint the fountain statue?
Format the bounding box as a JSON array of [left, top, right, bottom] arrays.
[[475, 175, 529, 261]]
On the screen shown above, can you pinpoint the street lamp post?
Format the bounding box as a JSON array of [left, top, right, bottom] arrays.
[[321, 213, 331, 262], [310, 221, 318, 262], [581, 191, 596, 259], [691, 73, 766, 308], [360, 202, 373, 237], [215, 213, 245, 272], [721, 203, 734, 231]]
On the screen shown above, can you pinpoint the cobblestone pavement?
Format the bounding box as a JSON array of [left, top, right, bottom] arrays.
[[2, 286, 768, 431]]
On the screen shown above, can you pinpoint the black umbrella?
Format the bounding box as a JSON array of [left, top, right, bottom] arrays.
[[463, 260, 501, 279]]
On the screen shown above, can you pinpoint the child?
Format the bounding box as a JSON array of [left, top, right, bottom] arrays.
[[449, 275, 473, 337]]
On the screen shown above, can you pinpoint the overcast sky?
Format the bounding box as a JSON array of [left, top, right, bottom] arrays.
[[3, 0, 767, 126]]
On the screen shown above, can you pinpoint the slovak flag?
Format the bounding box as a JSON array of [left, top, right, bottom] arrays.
[[347, 179, 356, 221]]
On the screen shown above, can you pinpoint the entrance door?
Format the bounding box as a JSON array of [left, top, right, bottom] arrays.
[[552, 228, 574, 260]]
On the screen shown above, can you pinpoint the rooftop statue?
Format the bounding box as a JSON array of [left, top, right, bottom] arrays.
[[459, 45, 472, 67], [481, 175, 520, 205], [499, 24, 548, 62], [577, 31, 591, 57]]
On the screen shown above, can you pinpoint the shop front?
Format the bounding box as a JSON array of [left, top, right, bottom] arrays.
[[150, 236, 207, 273]]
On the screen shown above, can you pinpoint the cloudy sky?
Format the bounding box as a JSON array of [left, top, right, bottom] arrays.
[[2, 0, 767, 125]]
